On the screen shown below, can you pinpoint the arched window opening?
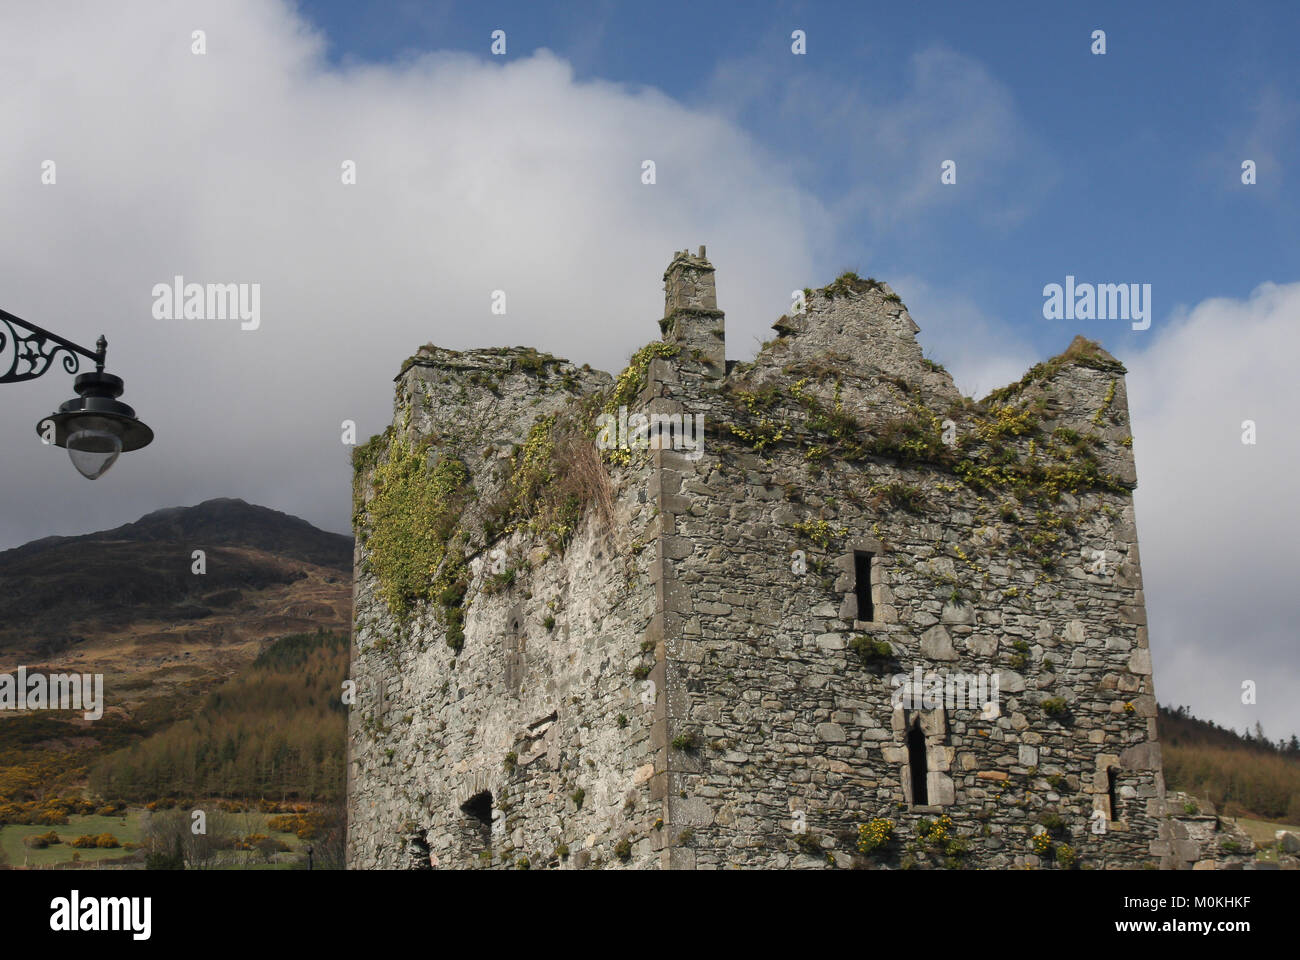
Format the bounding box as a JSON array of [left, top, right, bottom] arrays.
[[461, 790, 493, 844]]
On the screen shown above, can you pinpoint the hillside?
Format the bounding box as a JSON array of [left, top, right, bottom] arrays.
[[0, 498, 351, 650], [0, 500, 353, 806], [1159, 704, 1300, 822], [90, 630, 348, 802]]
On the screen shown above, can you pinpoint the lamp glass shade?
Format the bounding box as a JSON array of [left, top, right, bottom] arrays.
[[66, 422, 123, 479]]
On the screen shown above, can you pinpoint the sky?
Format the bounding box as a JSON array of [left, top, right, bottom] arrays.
[[0, 1, 1296, 740]]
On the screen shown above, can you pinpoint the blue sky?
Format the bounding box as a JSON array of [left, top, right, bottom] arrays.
[[298, 0, 1300, 738], [296, 0, 1299, 369]]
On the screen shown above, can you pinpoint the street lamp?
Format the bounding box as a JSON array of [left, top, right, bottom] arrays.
[[1, 307, 153, 479]]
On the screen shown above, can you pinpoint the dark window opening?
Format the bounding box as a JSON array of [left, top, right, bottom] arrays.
[[461, 790, 493, 842], [854, 551, 874, 622], [528, 711, 558, 731], [406, 829, 432, 870], [1106, 767, 1120, 820], [907, 720, 928, 805], [503, 614, 524, 693]]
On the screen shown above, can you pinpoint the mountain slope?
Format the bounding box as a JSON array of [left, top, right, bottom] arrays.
[[1158, 704, 1300, 822], [0, 498, 350, 651], [0, 498, 353, 727], [3, 498, 351, 568]]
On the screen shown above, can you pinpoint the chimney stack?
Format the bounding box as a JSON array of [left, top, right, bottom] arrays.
[[661, 247, 725, 376]]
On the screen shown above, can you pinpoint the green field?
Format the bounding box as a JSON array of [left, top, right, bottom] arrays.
[[0, 812, 142, 867], [1230, 817, 1300, 861], [0, 808, 308, 869]]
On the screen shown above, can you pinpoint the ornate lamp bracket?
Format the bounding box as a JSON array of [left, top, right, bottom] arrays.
[[0, 307, 105, 384]]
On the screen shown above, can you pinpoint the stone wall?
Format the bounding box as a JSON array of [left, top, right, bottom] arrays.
[[641, 265, 1162, 869], [348, 250, 1193, 870], [347, 348, 664, 869], [1155, 792, 1259, 870]]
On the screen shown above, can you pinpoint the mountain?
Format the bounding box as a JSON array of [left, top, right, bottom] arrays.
[[0, 499, 353, 726], [2, 498, 351, 569]]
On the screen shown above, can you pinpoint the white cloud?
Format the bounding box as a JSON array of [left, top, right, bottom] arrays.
[[0, 0, 827, 546], [1127, 281, 1300, 740]]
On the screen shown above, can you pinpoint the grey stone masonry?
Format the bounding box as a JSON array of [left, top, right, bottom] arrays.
[[347, 250, 1220, 870], [662, 246, 725, 377]]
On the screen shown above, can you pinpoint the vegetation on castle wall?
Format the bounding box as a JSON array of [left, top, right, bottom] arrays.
[[353, 428, 472, 632], [504, 415, 584, 549], [599, 342, 680, 465], [790, 517, 847, 550], [820, 271, 882, 300], [722, 385, 787, 453], [498, 346, 561, 375], [870, 482, 927, 513], [1092, 378, 1118, 426], [849, 635, 893, 664], [355, 371, 616, 639], [737, 341, 1132, 582], [484, 410, 615, 552], [856, 818, 894, 854], [906, 814, 968, 867], [723, 354, 1129, 506], [395, 344, 565, 383], [351, 425, 394, 518], [606, 342, 679, 415], [982, 336, 1125, 406]]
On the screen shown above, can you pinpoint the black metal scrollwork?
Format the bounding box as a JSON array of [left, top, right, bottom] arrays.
[[0, 309, 100, 384], [0, 315, 82, 383]]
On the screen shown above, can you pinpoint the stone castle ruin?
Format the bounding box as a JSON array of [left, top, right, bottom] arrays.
[[347, 248, 1252, 869]]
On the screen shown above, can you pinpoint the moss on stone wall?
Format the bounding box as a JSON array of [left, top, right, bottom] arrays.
[[351, 425, 394, 518], [506, 414, 584, 549], [605, 342, 678, 412], [723, 368, 1128, 502], [820, 271, 883, 300], [353, 429, 472, 636], [477, 407, 614, 553], [983, 336, 1125, 406], [597, 341, 680, 467]]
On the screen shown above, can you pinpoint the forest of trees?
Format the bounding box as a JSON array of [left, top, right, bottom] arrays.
[[1159, 704, 1300, 822], [89, 631, 348, 803]]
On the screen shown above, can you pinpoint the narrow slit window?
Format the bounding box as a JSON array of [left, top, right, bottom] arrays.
[[907, 721, 928, 805], [1106, 767, 1120, 820], [854, 551, 874, 622]]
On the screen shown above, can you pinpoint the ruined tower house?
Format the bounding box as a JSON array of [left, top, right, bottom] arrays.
[[347, 248, 1239, 870]]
